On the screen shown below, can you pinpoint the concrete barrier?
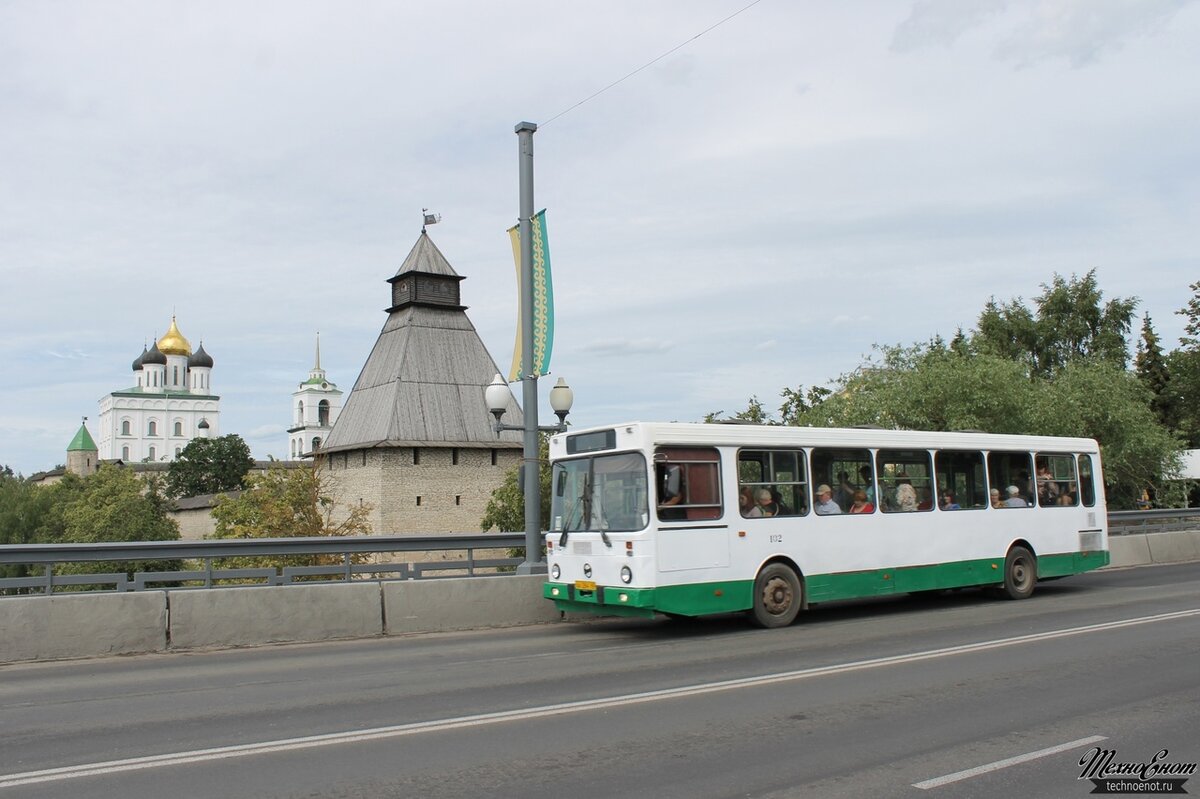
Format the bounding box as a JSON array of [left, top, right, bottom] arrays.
[[383, 575, 560, 634], [1106, 534, 1153, 568], [0, 591, 167, 663], [168, 582, 383, 649], [6, 531, 1199, 665], [1145, 530, 1200, 565]]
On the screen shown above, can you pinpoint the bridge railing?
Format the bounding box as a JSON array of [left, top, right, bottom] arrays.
[[1108, 508, 1200, 535], [2, 509, 1198, 595], [0, 534, 525, 595]]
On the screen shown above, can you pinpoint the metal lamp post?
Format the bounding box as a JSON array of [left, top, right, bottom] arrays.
[[483, 120, 573, 574], [486, 374, 573, 573]]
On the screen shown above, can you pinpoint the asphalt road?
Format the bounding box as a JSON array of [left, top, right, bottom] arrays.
[[2, 562, 1198, 799]]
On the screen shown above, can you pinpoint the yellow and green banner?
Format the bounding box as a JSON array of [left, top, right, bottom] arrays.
[[507, 209, 555, 380]]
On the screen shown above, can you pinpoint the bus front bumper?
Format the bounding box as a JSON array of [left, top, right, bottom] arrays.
[[543, 581, 658, 618]]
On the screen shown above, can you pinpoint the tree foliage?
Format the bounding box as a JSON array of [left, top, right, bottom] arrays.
[[1135, 313, 1172, 428], [209, 464, 373, 575], [211, 464, 372, 539], [716, 272, 1191, 509], [165, 434, 255, 499], [480, 437, 550, 533], [973, 270, 1137, 378], [0, 466, 182, 590]]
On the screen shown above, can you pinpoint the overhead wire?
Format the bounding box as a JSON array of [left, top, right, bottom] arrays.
[[540, 0, 765, 127]]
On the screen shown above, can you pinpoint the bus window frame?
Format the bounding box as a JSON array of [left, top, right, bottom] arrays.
[[655, 446, 723, 522], [737, 448, 810, 518]]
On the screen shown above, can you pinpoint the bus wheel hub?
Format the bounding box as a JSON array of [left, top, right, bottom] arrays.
[[764, 578, 793, 613]]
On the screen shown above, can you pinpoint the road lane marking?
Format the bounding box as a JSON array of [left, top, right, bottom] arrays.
[[1, 608, 1196, 790], [913, 735, 1108, 789]]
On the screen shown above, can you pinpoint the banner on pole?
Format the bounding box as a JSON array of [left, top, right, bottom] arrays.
[[507, 209, 555, 381]]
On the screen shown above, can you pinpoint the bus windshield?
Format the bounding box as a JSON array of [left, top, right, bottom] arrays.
[[551, 452, 648, 535]]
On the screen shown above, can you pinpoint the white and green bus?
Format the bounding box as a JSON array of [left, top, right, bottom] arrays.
[[543, 423, 1108, 627]]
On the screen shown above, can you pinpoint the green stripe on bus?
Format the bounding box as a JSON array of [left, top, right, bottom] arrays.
[[545, 550, 1109, 618]]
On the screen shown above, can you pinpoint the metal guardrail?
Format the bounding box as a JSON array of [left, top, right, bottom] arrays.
[[1108, 509, 1200, 535], [2, 509, 1199, 595], [0, 534, 526, 595]]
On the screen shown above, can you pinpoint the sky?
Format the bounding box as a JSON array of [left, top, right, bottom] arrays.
[[2, 0, 1198, 477]]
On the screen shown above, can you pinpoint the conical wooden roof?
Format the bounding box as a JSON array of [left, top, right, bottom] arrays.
[[321, 234, 522, 452]]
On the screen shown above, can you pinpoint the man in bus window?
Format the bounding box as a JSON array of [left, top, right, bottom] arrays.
[[815, 484, 842, 515]]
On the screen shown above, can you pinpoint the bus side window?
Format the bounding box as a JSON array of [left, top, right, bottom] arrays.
[[812, 447, 871, 513], [987, 451, 1035, 508], [1078, 454, 1097, 507], [1037, 453, 1078, 507], [877, 449, 934, 512], [656, 447, 722, 521], [935, 450, 986, 510], [737, 449, 809, 518]]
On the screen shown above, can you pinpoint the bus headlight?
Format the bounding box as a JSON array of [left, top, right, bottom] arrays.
[[620, 565, 633, 584], [551, 564, 561, 580]]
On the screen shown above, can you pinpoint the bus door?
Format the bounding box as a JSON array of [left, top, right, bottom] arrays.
[[654, 447, 728, 572]]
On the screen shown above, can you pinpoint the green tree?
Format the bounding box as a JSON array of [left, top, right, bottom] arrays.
[[0, 469, 59, 587], [1135, 313, 1172, 427], [1177, 280, 1200, 347], [973, 270, 1137, 378], [53, 466, 182, 586], [781, 344, 1179, 509], [1168, 282, 1200, 446], [165, 434, 254, 499], [209, 464, 373, 576], [705, 396, 775, 424], [480, 436, 550, 533]]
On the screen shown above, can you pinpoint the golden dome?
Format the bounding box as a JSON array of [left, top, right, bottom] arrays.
[[157, 316, 192, 356]]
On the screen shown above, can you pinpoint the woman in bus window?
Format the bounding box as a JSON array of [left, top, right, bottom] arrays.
[[739, 487, 757, 517], [940, 491, 960, 510], [849, 489, 874, 514], [895, 475, 918, 512]]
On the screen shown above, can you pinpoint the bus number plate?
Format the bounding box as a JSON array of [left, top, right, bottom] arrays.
[[574, 580, 597, 592]]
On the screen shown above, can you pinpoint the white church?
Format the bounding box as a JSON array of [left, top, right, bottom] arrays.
[[287, 334, 343, 460], [96, 317, 221, 463]]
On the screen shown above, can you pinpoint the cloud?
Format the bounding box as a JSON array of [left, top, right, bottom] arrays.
[[247, 424, 286, 441], [892, 0, 1195, 68], [580, 338, 674, 357], [891, 0, 1008, 52], [993, 0, 1194, 68]]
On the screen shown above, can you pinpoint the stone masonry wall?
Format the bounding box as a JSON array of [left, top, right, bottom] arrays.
[[323, 446, 520, 534]]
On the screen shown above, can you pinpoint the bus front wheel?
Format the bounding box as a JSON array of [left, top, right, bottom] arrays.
[[750, 564, 802, 628], [1001, 546, 1036, 600]]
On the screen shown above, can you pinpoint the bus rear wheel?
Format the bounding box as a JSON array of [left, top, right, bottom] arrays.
[[750, 564, 802, 628], [1001, 546, 1036, 600]]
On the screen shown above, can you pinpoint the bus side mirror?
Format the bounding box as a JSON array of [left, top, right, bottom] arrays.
[[556, 471, 566, 497]]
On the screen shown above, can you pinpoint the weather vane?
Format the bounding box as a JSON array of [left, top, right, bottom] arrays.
[[422, 208, 441, 231]]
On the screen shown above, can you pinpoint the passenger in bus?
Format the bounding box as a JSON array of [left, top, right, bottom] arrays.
[[917, 487, 934, 511], [1002, 485, 1029, 508], [755, 489, 777, 517], [1057, 492, 1075, 507], [1036, 462, 1060, 505], [1018, 470, 1036, 503], [989, 488, 1002, 509], [894, 475, 918, 512], [835, 472, 856, 511], [849, 490, 873, 514], [940, 491, 960, 510], [859, 465, 876, 504], [739, 487, 757, 517], [770, 488, 792, 516], [815, 484, 842, 515]]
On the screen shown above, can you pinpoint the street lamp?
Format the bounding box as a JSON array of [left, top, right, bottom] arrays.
[[485, 374, 573, 573]]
